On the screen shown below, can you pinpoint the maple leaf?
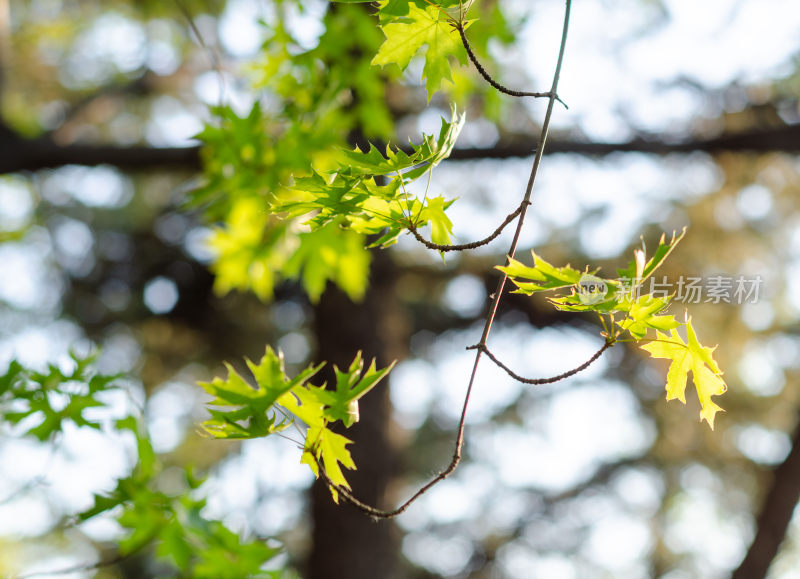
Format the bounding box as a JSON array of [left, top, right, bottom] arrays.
[[336, 106, 465, 181], [280, 387, 355, 503], [283, 222, 371, 303], [416, 196, 455, 246], [615, 295, 680, 340], [300, 425, 357, 503], [372, 4, 467, 97], [497, 251, 583, 294], [617, 228, 686, 282], [640, 319, 727, 429], [199, 347, 323, 439], [278, 352, 394, 500], [309, 351, 395, 427]]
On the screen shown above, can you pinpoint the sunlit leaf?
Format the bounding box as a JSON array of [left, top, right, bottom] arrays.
[[617, 228, 686, 282], [640, 319, 727, 428], [614, 295, 680, 340], [372, 4, 467, 97], [310, 351, 395, 427], [283, 222, 371, 303], [337, 107, 465, 180], [200, 347, 323, 439], [417, 196, 455, 247], [301, 424, 357, 503], [497, 251, 584, 294]]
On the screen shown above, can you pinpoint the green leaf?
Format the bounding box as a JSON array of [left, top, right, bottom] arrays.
[[206, 197, 291, 302], [417, 195, 454, 246], [336, 106, 465, 180], [200, 347, 323, 439], [283, 171, 370, 224], [312, 352, 395, 427], [640, 319, 727, 429], [283, 222, 371, 303], [375, 1, 467, 20], [0, 354, 120, 440], [372, 4, 466, 97], [117, 487, 172, 555], [617, 228, 686, 282], [276, 352, 393, 500], [497, 251, 584, 294], [158, 519, 194, 571], [278, 108, 463, 256], [615, 295, 680, 340], [301, 424, 357, 503], [0, 360, 23, 395], [277, 382, 326, 429]]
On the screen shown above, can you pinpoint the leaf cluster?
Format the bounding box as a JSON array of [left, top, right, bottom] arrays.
[[192, 0, 512, 304], [80, 417, 285, 578], [281, 108, 464, 249], [0, 351, 120, 440], [200, 347, 394, 501], [189, 4, 400, 304], [0, 353, 286, 577], [498, 229, 727, 428]]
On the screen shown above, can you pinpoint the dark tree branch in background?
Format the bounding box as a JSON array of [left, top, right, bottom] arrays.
[[0, 130, 201, 173], [3, 123, 800, 174], [731, 412, 800, 579], [453, 123, 800, 159]]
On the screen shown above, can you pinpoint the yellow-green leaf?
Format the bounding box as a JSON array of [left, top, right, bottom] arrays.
[[417, 196, 454, 246], [199, 347, 323, 439], [640, 319, 726, 428], [372, 4, 466, 97], [615, 295, 680, 340], [497, 251, 583, 294], [301, 425, 357, 503]]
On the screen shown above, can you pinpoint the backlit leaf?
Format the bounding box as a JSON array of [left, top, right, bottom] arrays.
[[615, 295, 680, 340], [301, 425, 357, 503], [309, 351, 395, 428], [497, 251, 583, 294], [372, 4, 467, 97], [640, 319, 727, 428], [200, 347, 323, 439]]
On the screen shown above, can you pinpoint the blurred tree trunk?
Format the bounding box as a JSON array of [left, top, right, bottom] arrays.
[[731, 409, 800, 579], [307, 251, 404, 579]]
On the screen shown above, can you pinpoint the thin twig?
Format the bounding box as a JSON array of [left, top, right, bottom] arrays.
[[174, 0, 227, 106], [455, 21, 568, 109], [468, 341, 611, 385], [406, 201, 528, 252], [315, 0, 574, 518]]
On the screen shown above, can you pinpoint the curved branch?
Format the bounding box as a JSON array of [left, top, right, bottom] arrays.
[[406, 201, 527, 252], [308, 0, 574, 520], [455, 21, 567, 108], [469, 341, 611, 385], [316, 453, 461, 519]]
